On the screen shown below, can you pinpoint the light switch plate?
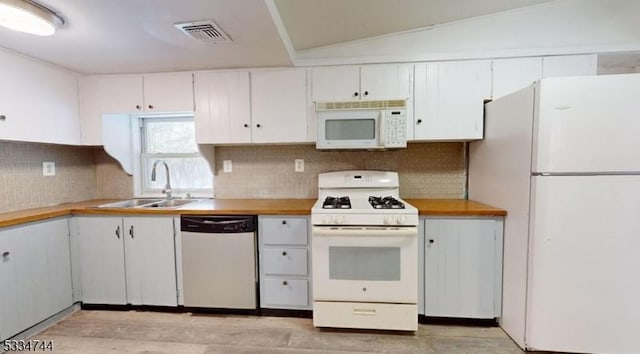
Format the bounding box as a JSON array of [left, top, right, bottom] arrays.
[[223, 160, 232, 173], [43, 161, 56, 176], [295, 159, 304, 172]]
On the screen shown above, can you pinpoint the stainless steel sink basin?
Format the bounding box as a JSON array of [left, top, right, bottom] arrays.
[[98, 199, 163, 208], [143, 199, 201, 208], [97, 198, 205, 209]]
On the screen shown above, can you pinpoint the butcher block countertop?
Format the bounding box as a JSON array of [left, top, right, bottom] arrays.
[[0, 198, 505, 228]]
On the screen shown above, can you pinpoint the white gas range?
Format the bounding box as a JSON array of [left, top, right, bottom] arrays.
[[311, 170, 419, 331]]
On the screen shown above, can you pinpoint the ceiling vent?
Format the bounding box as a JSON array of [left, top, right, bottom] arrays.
[[174, 20, 231, 43]]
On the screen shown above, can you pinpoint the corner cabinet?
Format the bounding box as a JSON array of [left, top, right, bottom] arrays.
[[419, 216, 503, 319], [413, 60, 492, 141], [258, 216, 312, 310], [72, 215, 178, 306], [0, 218, 73, 341], [79, 72, 194, 145], [0, 49, 81, 145]]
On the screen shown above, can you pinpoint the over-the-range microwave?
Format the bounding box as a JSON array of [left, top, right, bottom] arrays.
[[315, 99, 407, 150]]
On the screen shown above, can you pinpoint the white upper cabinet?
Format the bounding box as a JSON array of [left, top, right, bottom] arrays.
[[311, 64, 412, 101], [79, 72, 194, 145], [414, 60, 492, 141], [492, 57, 543, 99], [194, 71, 251, 144], [0, 49, 81, 145], [251, 69, 309, 144], [542, 54, 598, 78]]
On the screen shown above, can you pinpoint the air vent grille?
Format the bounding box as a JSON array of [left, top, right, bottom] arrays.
[[174, 20, 231, 43], [316, 99, 406, 111]]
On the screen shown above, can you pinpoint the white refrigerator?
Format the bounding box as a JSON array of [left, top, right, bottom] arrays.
[[469, 73, 640, 354]]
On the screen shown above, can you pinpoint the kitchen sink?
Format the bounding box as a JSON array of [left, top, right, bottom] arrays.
[[98, 199, 204, 209], [98, 199, 163, 208]]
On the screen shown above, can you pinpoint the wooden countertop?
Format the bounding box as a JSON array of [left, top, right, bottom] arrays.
[[0, 198, 505, 228], [405, 199, 507, 217]]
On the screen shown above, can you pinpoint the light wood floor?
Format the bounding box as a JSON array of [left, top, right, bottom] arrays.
[[32, 310, 523, 353]]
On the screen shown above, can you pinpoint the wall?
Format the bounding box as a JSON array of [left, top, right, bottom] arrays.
[[95, 149, 133, 199], [0, 141, 97, 213], [212, 143, 465, 199]]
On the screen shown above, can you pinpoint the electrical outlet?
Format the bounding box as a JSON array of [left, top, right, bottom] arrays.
[[42, 161, 56, 176], [223, 160, 232, 173], [295, 159, 304, 172]]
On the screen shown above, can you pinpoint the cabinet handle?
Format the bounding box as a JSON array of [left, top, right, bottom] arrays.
[[417, 119, 423, 124], [115, 225, 120, 239], [256, 124, 261, 128], [362, 287, 367, 292], [129, 225, 134, 239], [0, 114, 6, 121], [428, 239, 434, 244], [282, 281, 288, 286], [135, 105, 141, 110], [148, 104, 154, 109], [282, 220, 287, 225], [2, 251, 9, 258], [243, 123, 249, 128], [354, 92, 359, 97], [364, 91, 369, 96], [282, 251, 287, 256]]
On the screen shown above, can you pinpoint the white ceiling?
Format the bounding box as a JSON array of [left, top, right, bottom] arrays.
[[274, 0, 554, 50], [0, 0, 637, 74]]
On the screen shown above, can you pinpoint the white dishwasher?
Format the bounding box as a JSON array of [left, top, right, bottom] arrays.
[[181, 215, 257, 309]]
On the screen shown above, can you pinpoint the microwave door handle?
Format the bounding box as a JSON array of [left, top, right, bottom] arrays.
[[378, 111, 386, 146]]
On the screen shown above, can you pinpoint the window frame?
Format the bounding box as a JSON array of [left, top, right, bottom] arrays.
[[135, 116, 213, 198]]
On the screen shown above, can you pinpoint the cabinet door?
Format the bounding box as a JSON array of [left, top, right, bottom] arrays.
[[194, 71, 251, 144], [123, 217, 177, 306], [424, 218, 497, 319], [542, 54, 597, 78], [311, 66, 360, 101], [414, 61, 491, 141], [360, 64, 413, 100], [492, 58, 543, 99], [0, 49, 81, 145], [251, 69, 308, 143], [143, 72, 194, 113], [76, 217, 127, 305], [95, 75, 144, 115], [0, 228, 21, 341]]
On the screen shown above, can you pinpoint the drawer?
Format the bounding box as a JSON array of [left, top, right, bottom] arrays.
[[260, 217, 308, 245], [313, 301, 417, 331], [263, 278, 308, 307], [262, 248, 307, 276]]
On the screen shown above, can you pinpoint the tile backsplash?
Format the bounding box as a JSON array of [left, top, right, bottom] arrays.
[[212, 143, 465, 199], [0, 141, 97, 213]]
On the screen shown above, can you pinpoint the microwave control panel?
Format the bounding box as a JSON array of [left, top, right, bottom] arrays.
[[383, 110, 407, 148]]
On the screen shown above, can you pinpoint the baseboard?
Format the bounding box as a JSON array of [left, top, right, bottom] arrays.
[[6, 303, 81, 342]]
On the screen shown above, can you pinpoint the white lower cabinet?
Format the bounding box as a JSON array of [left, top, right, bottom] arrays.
[[0, 218, 73, 341], [258, 216, 311, 309], [73, 216, 178, 306], [420, 217, 503, 319]]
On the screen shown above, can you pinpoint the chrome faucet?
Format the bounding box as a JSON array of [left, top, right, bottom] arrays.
[[151, 160, 172, 199]]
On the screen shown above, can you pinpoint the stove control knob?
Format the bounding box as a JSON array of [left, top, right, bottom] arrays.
[[397, 216, 406, 225], [336, 216, 345, 224], [323, 216, 331, 224], [384, 216, 393, 225]]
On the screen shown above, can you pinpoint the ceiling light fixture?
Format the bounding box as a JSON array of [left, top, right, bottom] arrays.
[[0, 0, 63, 36]]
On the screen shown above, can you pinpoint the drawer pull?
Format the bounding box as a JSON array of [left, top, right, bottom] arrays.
[[353, 308, 376, 316], [282, 220, 287, 225], [282, 281, 288, 286], [2, 251, 9, 258], [362, 287, 367, 292], [281, 251, 287, 256]]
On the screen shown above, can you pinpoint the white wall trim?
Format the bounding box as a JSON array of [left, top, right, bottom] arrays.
[[264, 0, 298, 66]]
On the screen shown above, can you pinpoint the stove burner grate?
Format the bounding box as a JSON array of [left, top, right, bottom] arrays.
[[368, 196, 405, 209], [323, 196, 351, 209]]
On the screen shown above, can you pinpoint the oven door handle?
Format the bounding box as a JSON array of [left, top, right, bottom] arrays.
[[313, 226, 417, 237]]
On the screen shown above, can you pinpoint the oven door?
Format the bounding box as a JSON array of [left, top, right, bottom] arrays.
[[312, 226, 418, 304], [316, 110, 381, 149]]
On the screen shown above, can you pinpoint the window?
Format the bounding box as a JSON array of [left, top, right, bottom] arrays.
[[140, 117, 212, 196]]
